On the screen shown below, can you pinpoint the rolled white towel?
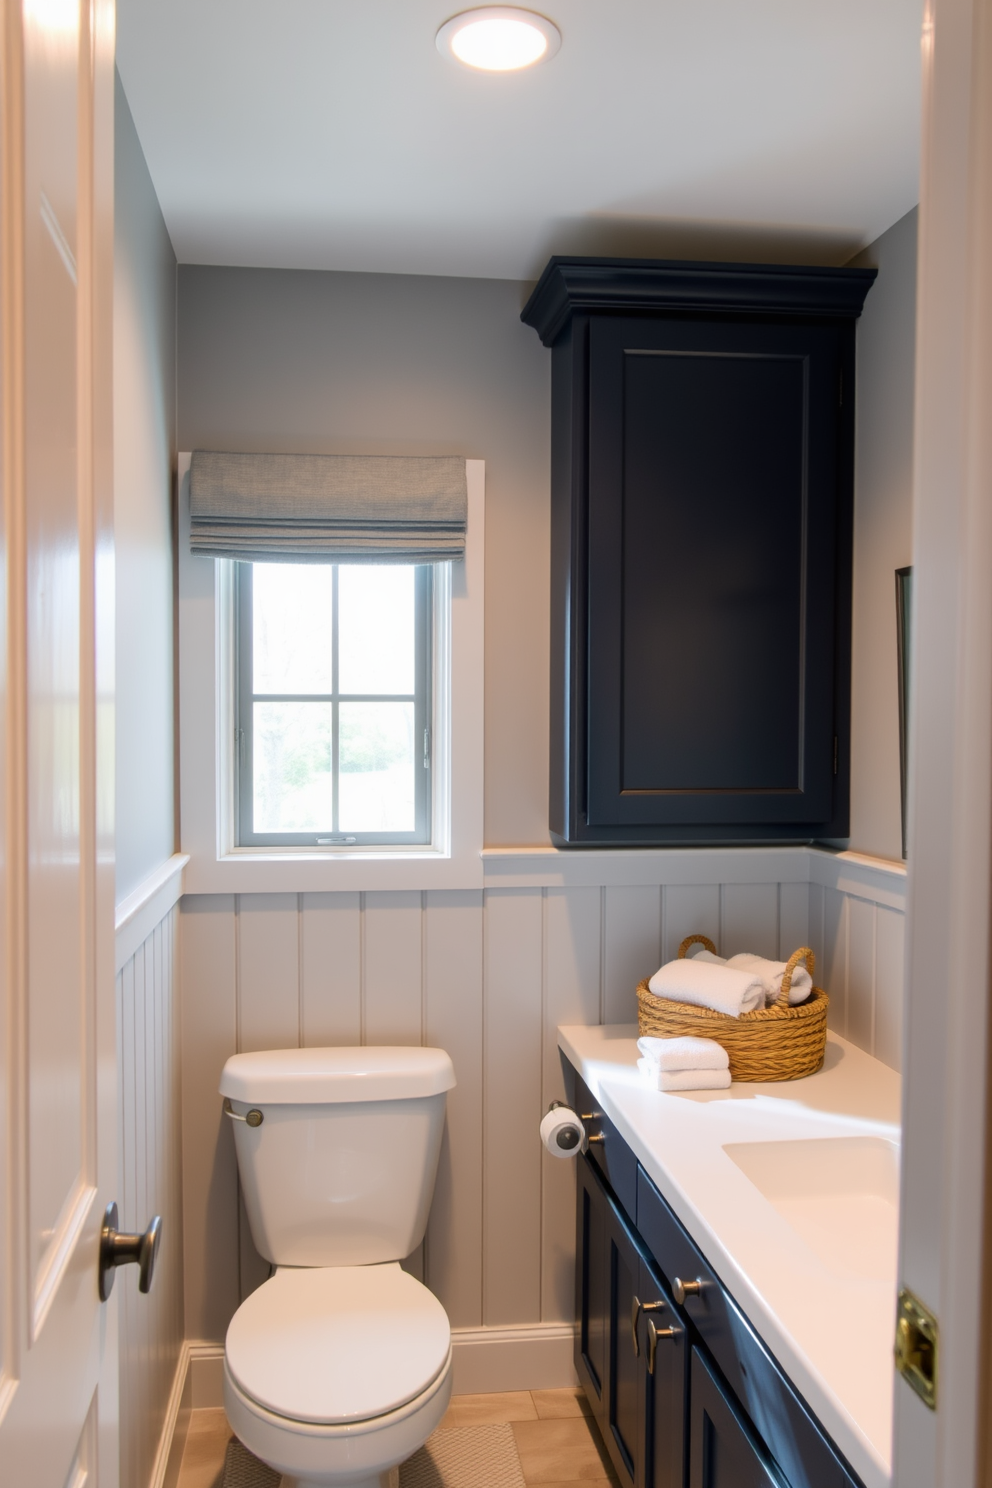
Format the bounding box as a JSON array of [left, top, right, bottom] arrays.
[[686, 947, 728, 966], [636, 1035, 729, 1071], [726, 952, 812, 1006], [637, 1058, 732, 1092], [647, 958, 765, 1017]]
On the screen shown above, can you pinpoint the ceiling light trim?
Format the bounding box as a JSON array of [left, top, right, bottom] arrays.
[[436, 6, 561, 72]]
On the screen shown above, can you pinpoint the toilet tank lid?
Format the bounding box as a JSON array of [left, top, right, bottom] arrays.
[[219, 1046, 456, 1104]]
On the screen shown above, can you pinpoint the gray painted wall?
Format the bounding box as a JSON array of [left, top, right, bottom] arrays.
[[849, 208, 918, 861], [114, 72, 177, 900], [176, 225, 916, 855], [177, 266, 551, 847]]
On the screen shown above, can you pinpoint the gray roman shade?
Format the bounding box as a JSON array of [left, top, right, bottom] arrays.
[[189, 450, 467, 563]]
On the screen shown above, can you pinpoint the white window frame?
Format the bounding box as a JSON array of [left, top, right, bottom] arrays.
[[178, 453, 484, 892]]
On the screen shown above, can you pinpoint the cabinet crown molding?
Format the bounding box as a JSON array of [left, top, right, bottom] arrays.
[[520, 256, 878, 347]]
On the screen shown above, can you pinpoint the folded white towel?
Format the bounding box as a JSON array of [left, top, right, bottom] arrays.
[[637, 1058, 732, 1092], [647, 958, 765, 1017], [636, 1035, 729, 1071], [686, 947, 728, 965], [726, 952, 812, 1006]]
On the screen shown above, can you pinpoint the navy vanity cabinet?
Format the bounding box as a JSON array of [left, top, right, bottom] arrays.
[[520, 256, 876, 846], [572, 1146, 867, 1488]]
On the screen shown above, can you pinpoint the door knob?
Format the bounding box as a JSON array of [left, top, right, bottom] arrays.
[[646, 1316, 680, 1374], [98, 1202, 162, 1301]]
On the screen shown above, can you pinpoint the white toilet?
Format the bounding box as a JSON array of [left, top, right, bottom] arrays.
[[218, 1045, 457, 1488]]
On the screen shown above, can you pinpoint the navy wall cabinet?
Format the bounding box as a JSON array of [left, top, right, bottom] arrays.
[[521, 257, 876, 845]]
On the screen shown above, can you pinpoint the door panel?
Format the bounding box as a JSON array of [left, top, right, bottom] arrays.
[[0, 0, 116, 1477], [25, 0, 88, 1330], [639, 1258, 685, 1488], [576, 1153, 608, 1413], [586, 314, 844, 832], [689, 1347, 784, 1488], [607, 1203, 640, 1484]]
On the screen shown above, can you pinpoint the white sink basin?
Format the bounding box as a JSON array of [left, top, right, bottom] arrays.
[[723, 1136, 899, 1283]]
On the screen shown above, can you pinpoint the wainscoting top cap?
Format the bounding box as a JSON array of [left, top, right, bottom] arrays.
[[520, 256, 878, 347]]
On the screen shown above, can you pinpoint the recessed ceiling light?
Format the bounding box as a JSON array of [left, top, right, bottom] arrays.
[[436, 7, 561, 72]]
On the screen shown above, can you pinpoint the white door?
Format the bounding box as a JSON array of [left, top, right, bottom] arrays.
[[0, 0, 117, 1483], [893, 0, 992, 1483]]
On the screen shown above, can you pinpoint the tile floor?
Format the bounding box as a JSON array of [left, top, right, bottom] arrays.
[[176, 1389, 619, 1488]]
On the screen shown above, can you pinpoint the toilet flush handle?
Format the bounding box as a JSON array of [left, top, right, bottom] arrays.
[[224, 1097, 264, 1127]]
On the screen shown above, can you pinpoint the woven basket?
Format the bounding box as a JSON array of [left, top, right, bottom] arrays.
[[636, 935, 829, 1082]]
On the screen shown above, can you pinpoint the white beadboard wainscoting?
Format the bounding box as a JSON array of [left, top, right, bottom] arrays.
[[115, 857, 188, 1488], [177, 846, 907, 1395]]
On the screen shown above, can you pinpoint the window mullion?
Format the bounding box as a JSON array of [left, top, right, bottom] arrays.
[[332, 564, 339, 834]]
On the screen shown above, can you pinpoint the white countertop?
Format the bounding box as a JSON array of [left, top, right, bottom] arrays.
[[558, 1024, 901, 1488]]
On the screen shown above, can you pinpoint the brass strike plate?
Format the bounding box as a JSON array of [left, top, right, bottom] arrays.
[[895, 1287, 938, 1409]]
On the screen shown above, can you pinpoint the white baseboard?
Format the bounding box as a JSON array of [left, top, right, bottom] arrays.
[[174, 1324, 577, 1416], [148, 1342, 194, 1488], [188, 1344, 226, 1408], [450, 1324, 578, 1393]]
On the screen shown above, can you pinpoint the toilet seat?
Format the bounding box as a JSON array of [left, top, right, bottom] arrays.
[[225, 1262, 451, 1425], [224, 1348, 453, 1486]]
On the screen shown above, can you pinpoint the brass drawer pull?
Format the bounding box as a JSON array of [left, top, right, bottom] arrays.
[[631, 1295, 666, 1356], [647, 1316, 680, 1374], [673, 1276, 703, 1304], [581, 1112, 605, 1144]]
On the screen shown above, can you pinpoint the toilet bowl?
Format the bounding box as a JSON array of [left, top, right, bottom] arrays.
[[224, 1264, 452, 1488], [218, 1047, 458, 1488]]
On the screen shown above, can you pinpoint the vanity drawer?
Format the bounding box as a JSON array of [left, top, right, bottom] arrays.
[[574, 1073, 638, 1217], [637, 1166, 862, 1488]]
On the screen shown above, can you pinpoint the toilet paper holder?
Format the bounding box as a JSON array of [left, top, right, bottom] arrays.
[[540, 1101, 588, 1158]]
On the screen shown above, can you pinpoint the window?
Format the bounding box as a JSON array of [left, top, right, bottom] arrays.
[[178, 454, 482, 891], [236, 561, 433, 846]]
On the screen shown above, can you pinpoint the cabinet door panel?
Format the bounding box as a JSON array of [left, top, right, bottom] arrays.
[[577, 1156, 608, 1413], [690, 1346, 784, 1488], [638, 1258, 686, 1488], [607, 1203, 641, 1484], [586, 314, 845, 832]]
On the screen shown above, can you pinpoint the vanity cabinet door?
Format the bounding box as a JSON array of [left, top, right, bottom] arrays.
[[576, 1152, 609, 1425], [690, 1346, 786, 1488], [637, 1257, 686, 1488], [604, 1198, 642, 1488]]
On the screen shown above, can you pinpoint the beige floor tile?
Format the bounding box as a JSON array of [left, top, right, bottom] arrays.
[[531, 1388, 592, 1419], [440, 1390, 539, 1428], [512, 1416, 614, 1482], [178, 1408, 234, 1488], [527, 1482, 620, 1488]]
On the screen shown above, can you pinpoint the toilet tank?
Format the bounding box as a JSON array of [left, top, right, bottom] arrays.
[[219, 1047, 456, 1267]]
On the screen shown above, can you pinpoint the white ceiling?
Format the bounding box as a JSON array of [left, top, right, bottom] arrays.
[[116, 0, 923, 280]]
